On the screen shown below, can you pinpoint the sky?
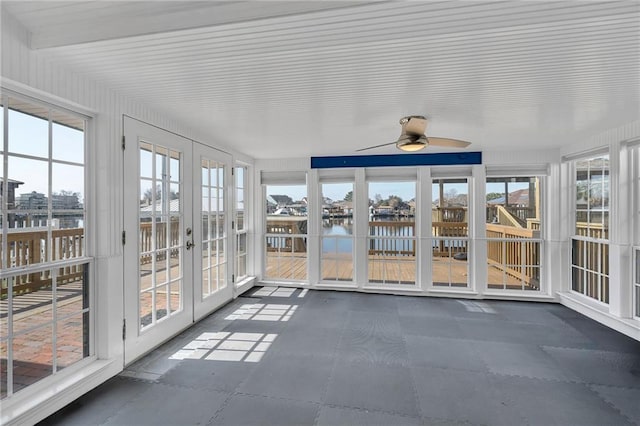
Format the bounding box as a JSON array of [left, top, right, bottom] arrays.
[[1, 108, 85, 200], [268, 180, 531, 203]]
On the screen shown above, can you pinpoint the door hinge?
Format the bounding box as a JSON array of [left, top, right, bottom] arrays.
[[121, 135, 126, 150], [232, 220, 235, 230], [232, 274, 235, 283], [122, 319, 126, 340], [231, 168, 234, 176], [122, 231, 126, 245]]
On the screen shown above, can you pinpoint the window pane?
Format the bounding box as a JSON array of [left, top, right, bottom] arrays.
[[485, 177, 541, 291], [8, 100, 48, 158], [13, 326, 53, 394], [575, 156, 609, 238], [320, 182, 354, 283], [433, 240, 468, 287], [1, 98, 90, 400], [265, 184, 307, 281], [52, 116, 84, 164], [368, 181, 416, 285], [572, 156, 609, 303]]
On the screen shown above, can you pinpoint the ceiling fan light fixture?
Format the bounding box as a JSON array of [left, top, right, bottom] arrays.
[[396, 139, 426, 152]]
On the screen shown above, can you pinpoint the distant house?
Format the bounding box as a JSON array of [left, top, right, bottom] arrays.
[[270, 194, 293, 206], [1, 179, 24, 227], [1, 178, 24, 209], [374, 205, 394, 216], [487, 189, 529, 207]]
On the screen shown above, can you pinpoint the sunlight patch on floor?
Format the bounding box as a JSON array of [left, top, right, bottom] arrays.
[[252, 286, 296, 297], [458, 300, 497, 314], [169, 332, 277, 363], [225, 303, 298, 321]]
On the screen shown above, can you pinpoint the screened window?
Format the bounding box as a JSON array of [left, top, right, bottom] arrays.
[[486, 177, 542, 291], [432, 178, 469, 288], [571, 155, 609, 303], [367, 181, 416, 285], [321, 182, 354, 282], [264, 184, 307, 281], [0, 94, 90, 400]]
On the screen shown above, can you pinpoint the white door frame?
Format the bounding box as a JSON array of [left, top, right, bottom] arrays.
[[123, 117, 194, 365]]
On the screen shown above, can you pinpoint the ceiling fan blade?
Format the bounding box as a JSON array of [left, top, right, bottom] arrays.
[[426, 137, 471, 148], [355, 141, 397, 152]]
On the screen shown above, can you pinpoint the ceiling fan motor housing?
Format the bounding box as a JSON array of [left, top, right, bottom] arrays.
[[402, 116, 428, 136]]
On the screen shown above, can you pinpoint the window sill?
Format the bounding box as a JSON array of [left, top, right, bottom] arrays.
[[558, 292, 640, 342], [234, 276, 256, 297], [2, 358, 121, 426]]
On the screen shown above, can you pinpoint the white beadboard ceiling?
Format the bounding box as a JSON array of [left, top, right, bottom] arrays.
[[4, 1, 639, 159]]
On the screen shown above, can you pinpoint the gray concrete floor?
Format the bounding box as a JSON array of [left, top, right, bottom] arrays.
[[40, 287, 640, 425]]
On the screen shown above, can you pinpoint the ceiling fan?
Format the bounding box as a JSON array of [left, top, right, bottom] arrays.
[[357, 115, 471, 152]]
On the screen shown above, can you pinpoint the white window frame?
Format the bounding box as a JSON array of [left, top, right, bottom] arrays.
[[0, 88, 96, 402], [318, 179, 355, 285], [365, 173, 418, 288], [261, 172, 308, 283], [484, 175, 545, 293], [234, 164, 249, 284], [430, 176, 471, 289], [567, 152, 610, 305], [631, 143, 640, 318]]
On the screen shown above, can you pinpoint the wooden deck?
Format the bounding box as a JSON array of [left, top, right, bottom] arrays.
[[265, 252, 536, 290]]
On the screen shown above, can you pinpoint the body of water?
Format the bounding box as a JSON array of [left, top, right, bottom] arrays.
[[322, 218, 415, 254]]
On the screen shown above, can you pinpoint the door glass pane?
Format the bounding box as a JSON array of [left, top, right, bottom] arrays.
[[367, 181, 415, 285], [201, 160, 227, 298], [139, 143, 182, 330]]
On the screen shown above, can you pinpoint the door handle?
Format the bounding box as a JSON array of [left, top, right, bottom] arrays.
[[186, 240, 195, 250]]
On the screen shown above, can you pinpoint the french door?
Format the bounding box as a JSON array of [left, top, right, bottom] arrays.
[[123, 118, 231, 364], [193, 142, 233, 320]]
